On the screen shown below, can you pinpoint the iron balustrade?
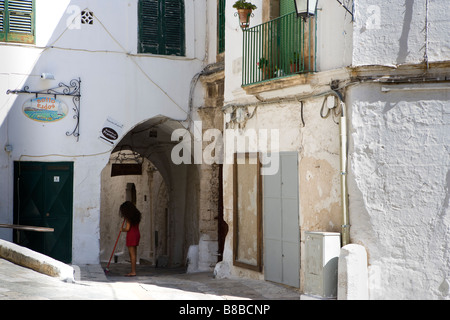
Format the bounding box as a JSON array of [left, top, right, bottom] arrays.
[[242, 12, 316, 86]]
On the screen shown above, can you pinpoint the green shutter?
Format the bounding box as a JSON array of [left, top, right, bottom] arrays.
[[280, 0, 295, 16], [218, 0, 225, 54], [138, 0, 184, 56], [0, 0, 35, 44], [139, 0, 159, 54], [0, 0, 5, 42], [163, 0, 184, 56]]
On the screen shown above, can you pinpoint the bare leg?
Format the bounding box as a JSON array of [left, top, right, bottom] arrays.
[[126, 246, 137, 276]]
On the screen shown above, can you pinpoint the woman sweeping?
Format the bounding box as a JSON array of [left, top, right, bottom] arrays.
[[119, 201, 141, 277]]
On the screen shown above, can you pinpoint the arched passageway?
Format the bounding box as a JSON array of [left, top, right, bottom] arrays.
[[100, 116, 222, 271]]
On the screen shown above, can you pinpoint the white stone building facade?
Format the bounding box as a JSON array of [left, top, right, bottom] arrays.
[[0, 0, 449, 300], [0, 0, 223, 270], [218, 0, 450, 299]]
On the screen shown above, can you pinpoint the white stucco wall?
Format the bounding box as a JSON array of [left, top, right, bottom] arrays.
[[316, 0, 353, 71], [222, 0, 450, 299], [348, 0, 450, 299], [219, 97, 342, 287], [220, 0, 350, 286], [353, 0, 450, 66], [348, 83, 450, 299], [223, 0, 262, 105], [0, 0, 213, 264]]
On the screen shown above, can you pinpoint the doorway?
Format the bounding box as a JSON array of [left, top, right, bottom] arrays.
[[100, 155, 156, 265], [263, 152, 300, 288], [100, 117, 221, 271], [13, 162, 74, 263]]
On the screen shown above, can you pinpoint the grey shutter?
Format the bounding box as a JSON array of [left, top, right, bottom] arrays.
[[263, 152, 300, 288]]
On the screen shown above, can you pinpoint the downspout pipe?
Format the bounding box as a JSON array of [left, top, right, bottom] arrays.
[[339, 102, 350, 246], [331, 89, 350, 247]]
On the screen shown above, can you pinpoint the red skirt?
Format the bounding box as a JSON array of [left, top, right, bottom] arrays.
[[126, 224, 140, 247]]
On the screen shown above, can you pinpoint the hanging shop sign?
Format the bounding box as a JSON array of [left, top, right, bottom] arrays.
[[8, 78, 81, 141], [99, 117, 124, 146], [22, 97, 69, 123]]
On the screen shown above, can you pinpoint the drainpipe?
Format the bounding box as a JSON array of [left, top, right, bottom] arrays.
[[331, 88, 350, 247], [339, 101, 350, 247]]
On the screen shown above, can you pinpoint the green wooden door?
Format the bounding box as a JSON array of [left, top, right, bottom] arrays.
[[279, 0, 301, 75], [14, 162, 74, 263], [280, 0, 296, 16]]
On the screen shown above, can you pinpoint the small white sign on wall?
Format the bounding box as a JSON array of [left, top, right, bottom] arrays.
[[99, 117, 124, 146]]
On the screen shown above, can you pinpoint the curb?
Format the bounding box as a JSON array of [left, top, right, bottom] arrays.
[[0, 239, 74, 282]]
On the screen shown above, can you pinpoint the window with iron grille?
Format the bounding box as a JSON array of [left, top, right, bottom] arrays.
[[138, 0, 185, 56], [0, 0, 35, 44]]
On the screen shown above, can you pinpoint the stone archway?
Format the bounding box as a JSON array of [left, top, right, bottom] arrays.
[[99, 116, 221, 271]]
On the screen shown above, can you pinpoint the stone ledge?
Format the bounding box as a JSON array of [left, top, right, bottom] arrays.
[[0, 239, 74, 282]]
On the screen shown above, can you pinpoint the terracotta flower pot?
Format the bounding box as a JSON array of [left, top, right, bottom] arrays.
[[290, 63, 300, 74], [237, 9, 252, 29], [260, 66, 274, 80]]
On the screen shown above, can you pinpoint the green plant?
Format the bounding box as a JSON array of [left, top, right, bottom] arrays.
[[257, 57, 280, 80], [290, 51, 300, 64], [233, 0, 257, 10], [257, 57, 269, 69]]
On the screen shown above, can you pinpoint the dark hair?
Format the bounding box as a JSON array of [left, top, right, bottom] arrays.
[[119, 201, 142, 225]]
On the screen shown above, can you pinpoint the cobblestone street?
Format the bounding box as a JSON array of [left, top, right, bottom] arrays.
[[0, 258, 300, 301]]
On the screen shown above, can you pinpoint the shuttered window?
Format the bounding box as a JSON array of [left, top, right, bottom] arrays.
[[138, 0, 185, 56], [0, 0, 35, 44], [218, 0, 225, 54]]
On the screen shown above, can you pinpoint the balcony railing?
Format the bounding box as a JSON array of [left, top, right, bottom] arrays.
[[242, 12, 316, 86]]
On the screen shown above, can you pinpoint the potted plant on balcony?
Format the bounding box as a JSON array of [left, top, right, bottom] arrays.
[[290, 51, 301, 74], [257, 57, 276, 80], [233, 0, 257, 29]]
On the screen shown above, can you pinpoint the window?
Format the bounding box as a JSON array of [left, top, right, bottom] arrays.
[[126, 183, 137, 205], [138, 0, 185, 56], [0, 0, 35, 44], [217, 0, 225, 54]]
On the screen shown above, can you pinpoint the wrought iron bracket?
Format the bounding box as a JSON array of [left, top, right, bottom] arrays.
[[7, 78, 81, 141]]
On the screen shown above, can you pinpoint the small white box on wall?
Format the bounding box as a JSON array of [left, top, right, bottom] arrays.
[[304, 231, 341, 299]]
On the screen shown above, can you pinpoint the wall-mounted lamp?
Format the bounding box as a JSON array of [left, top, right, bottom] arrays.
[[40, 73, 55, 80], [293, 0, 318, 18]]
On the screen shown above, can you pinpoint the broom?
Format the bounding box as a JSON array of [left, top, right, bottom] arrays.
[[104, 219, 126, 275]]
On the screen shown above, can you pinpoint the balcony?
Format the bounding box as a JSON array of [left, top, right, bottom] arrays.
[[242, 12, 316, 87]]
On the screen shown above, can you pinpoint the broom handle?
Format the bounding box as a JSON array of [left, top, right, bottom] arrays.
[[107, 219, 126, 269]]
